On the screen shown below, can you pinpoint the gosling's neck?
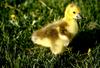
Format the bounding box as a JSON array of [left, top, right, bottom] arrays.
[[63, 17, 77, 25], [63, 16, 79, 35]]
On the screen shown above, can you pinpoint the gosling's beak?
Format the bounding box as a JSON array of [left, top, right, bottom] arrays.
[[76, 13, 82, 19]]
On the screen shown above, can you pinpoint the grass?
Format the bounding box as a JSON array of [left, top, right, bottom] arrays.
[[0, 0, 100, 68]]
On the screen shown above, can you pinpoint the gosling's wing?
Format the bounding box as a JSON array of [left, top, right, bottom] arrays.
[[31, 20, 62, 46]]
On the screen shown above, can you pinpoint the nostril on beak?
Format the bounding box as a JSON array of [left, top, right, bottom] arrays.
[[79, 13, 83, 19], [76, 13, 82, 19]]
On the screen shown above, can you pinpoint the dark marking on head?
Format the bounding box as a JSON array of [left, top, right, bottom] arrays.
[[70, 3, 75, 7]]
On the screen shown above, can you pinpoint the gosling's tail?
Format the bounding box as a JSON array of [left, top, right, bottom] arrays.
[[31, 32, 52, 47], [31, 33, 38, 44]]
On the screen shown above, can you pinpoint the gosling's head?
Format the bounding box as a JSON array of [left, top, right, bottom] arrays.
[[64, 3, 82, 20]]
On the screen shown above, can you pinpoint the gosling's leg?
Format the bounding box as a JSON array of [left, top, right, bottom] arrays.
[[50, 39, 65, 55]]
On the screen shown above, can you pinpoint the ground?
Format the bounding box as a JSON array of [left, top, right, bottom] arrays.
[[0, 0, 100, 68]]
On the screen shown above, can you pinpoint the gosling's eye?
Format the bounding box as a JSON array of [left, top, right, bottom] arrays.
[[73, 11, 76, 14]]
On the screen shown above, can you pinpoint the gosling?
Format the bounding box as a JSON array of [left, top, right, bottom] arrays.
[[31, 3, 82, 55]]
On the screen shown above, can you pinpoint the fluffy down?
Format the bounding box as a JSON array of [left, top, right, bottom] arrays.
[[31, 3, 82, 55]]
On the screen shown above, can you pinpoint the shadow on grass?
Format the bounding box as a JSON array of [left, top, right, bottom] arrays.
[[69, 28, 100, 54], [54, 28, 100, 67], [69, 29, 100, 54]]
